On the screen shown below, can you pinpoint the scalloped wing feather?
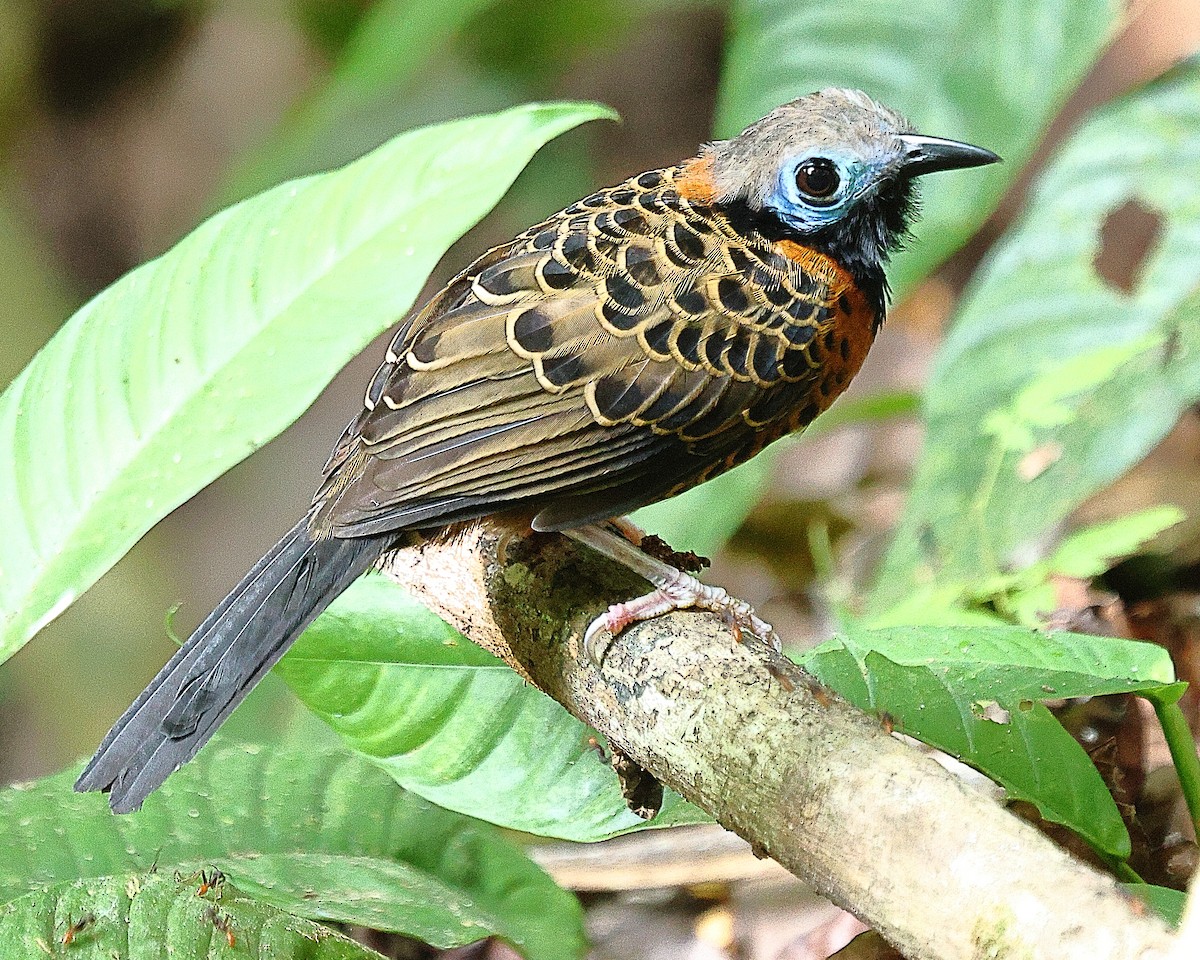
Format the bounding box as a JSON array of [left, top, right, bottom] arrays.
[[312, 164, 863, 535]]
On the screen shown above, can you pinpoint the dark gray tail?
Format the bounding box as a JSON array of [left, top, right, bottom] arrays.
[[75, 518, 386, 812]]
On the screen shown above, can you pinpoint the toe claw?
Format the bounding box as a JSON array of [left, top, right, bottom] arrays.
[[584, 610, 619, 665]]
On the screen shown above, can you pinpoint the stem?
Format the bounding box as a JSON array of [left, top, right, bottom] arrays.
[[806, 519, 853, 629], [970, 438, 1006, 577], [1151, 697, 1200, 838]]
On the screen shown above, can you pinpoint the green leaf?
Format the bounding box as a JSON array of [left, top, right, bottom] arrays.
[[1047, 506, 1185, 579], [0, 736, 583, 960], [0, 872, 380, 959], [803, 389, 920, 437], [632, 453, 778, 557], [875, 506, 1186, 627], [0, 101, 615, 663], [828, 624, 1177, 700], [1123, 884, 1188, 926], [716, 0, 1118, 298], [276, 573, 707, 841], [981, 339, 1154, 452], [224, 852, 578, 959], [874, 60, 1200, 610], [799, 625, 1180, 859]]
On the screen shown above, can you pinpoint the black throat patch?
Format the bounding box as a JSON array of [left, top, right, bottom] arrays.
[[717, 179, 918, 330]]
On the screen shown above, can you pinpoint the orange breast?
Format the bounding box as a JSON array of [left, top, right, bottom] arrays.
[[664, 243, 879, 494], [774, 239, 878, 425]]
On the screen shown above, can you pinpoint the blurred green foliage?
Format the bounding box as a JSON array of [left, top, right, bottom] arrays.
[[0, 0, 34, 143], [0, 0, 1198, 953], [219, 0, 505, 204], [874, 60, 1200, 613], [0, 183, 75, 386], [0, 723, 583, 959]]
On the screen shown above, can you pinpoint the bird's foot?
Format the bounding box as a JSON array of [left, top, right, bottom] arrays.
[[564, 523, 779, 664], [583, 567, 780, 663]]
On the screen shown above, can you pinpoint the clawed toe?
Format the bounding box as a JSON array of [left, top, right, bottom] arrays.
[[582, 574, 780, 664], [584, 589, 677, 664], [567, 523, 780, 665]]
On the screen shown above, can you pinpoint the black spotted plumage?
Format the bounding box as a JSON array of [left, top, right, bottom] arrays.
[[77, 88, 999, 814], [309, 164, 850, 538]]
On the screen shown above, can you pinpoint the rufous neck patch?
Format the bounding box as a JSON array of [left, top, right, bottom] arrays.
[[676, 155, 716, 204], [774, 240, 854, 293]]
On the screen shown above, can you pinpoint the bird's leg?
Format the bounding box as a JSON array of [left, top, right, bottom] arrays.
[[563, 523, 781, 664]]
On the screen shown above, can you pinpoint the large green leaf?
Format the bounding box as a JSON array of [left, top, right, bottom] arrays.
[[810, 625, 1178, 704], [799, 625, 1179, 859], [0, 101, 614, 663], [0, 734, 583, 960], [225, 852, 570, 955], [276, 573, 707, 841], [666, 0, 1117, 560], [717, 0, 1118, 299], [873, 60, 1200, 610], [0, 873, 380, 959]]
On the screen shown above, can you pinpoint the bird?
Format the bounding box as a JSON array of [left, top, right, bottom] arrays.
[[76, 88, 999, 813]]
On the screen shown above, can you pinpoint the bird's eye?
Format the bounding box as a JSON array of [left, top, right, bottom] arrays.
[[795, 159, 841, 204]]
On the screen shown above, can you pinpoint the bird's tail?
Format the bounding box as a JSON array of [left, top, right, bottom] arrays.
[[75, 517, 386, 812]]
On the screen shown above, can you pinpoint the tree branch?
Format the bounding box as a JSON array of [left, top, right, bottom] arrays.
[[379, 519, 1179, 960]]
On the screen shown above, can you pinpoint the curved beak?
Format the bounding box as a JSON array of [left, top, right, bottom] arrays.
[[897, 134, 1001, 176]]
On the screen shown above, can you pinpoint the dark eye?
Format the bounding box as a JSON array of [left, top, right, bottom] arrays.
[[795, 159, 841, 204]]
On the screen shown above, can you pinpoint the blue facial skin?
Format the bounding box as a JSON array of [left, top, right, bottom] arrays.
[[764, 152, 891, 234]]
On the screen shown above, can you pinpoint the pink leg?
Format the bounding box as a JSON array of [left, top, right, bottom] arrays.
[[563, 523, 780, 663]]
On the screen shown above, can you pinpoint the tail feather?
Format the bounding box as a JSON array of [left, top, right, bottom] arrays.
[[75, 518, 386, 812]]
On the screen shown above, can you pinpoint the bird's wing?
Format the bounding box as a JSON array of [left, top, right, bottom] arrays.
[[311, 166, 851, 536]]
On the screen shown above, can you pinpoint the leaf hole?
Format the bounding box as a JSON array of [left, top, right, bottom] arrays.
[[1095, 199, 1164, 294], [976, 701, 1011, 724]]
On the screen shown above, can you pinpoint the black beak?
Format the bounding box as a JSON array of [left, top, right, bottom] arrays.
[[897, 134, 1001, 176]]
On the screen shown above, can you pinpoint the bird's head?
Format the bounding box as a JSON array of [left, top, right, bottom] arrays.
[[706, 88, 999, 290]]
